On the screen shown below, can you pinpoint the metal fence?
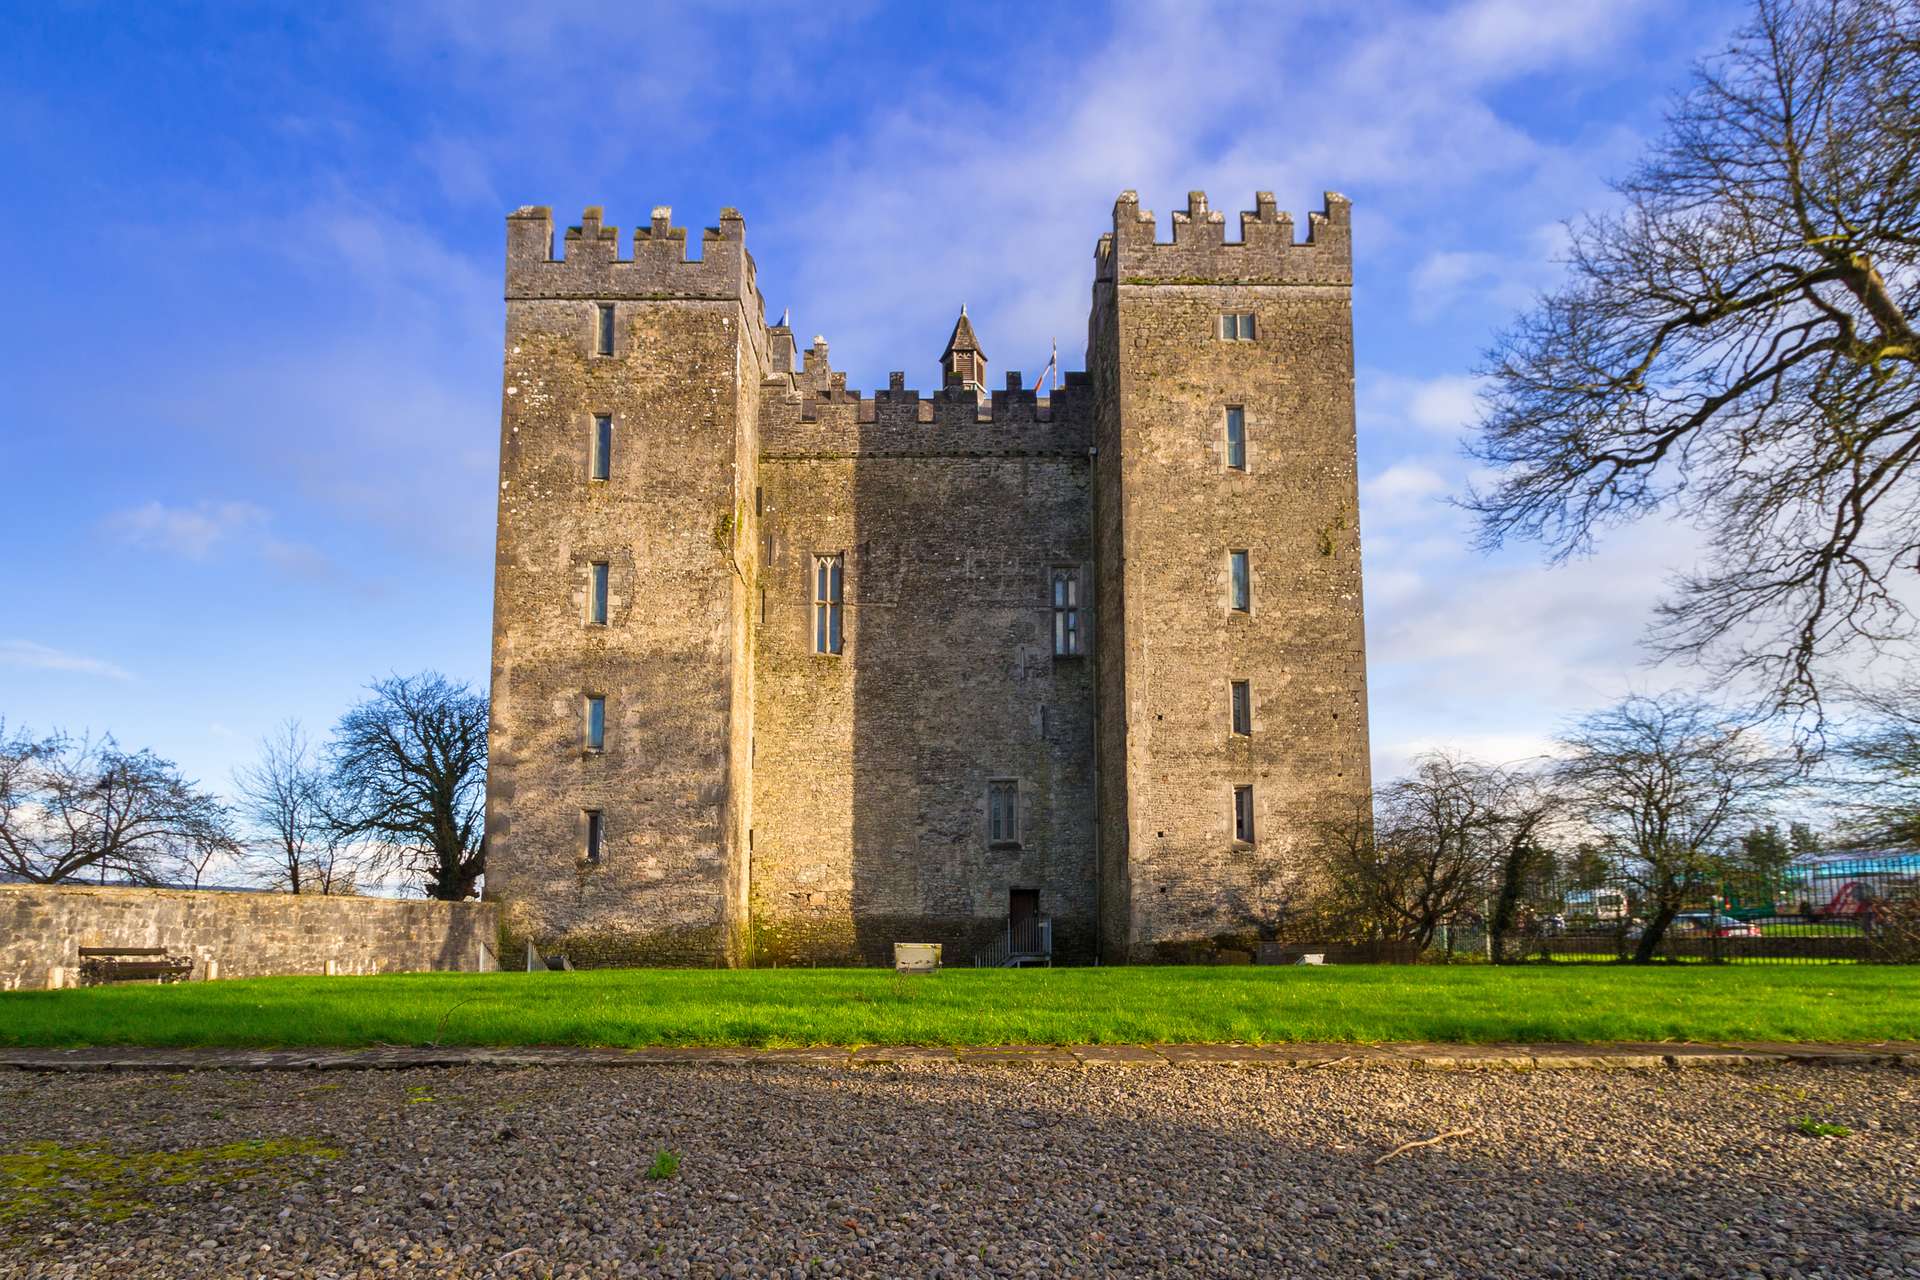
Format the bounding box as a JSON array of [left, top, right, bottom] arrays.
[[1435, 854, 1920, 964]]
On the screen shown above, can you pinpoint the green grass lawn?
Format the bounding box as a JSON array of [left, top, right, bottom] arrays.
[[3, 965, 1916, 1049]]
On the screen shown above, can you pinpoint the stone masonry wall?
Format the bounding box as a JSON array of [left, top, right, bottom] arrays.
[[0, 885, 498, 991], [1094, 191, 1372, 959], [486, 190, 1371, 966], [486, 206, 761, 966], [1089, 270, 1134, 964], [751, 380, 1099, 965]]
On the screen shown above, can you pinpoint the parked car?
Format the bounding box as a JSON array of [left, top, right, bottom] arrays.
[[1625, 913, 1763, 940], [1672, 912, 1763, 939]]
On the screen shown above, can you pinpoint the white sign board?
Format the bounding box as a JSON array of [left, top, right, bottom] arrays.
[[893, 942, 942, 973]]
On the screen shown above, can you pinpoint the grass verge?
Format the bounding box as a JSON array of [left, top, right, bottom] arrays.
[[2, 965, 1916, 1050]]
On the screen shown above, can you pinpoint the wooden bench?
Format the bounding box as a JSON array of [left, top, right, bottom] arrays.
[[77, 947, 195, 986]]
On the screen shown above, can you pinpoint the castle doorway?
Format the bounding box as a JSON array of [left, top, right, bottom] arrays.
[[1009, 888, 1039, 953]]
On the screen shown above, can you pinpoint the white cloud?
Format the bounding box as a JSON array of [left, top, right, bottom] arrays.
[[746, 0, 1672, 393], [1410, 222, 1577, 321], [34, 0, 1746, 800], [261, 539, 338, 580], [104, 500, 266, 558], [1411, 249, 1528, 320], [101, 499, 342, 580], [1408, 375, 1489, 434], [1440, 0, 1651, 74], [1363, 517, 1717, 770], [369, 0, 870, 186], [1362, 462, 1450, 514], [1373, 731, 1561, 782], [0, 640, 132, 682]]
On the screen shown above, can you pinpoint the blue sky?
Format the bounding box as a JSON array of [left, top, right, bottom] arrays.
[[0, 0, 1750, 802]]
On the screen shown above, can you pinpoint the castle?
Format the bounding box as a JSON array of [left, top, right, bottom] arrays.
[[484, 189, 1371, 966]]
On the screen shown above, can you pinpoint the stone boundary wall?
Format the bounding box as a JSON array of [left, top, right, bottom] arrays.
[[0, 885, 499, 990]]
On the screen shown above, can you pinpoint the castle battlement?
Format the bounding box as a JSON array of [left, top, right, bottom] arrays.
[[506, 205, 757, 301], [760, 376, 1094, 455], [488, 186, 1368, 972], [1097, 190, 1351, 286], [761, 365, 1095, 450]]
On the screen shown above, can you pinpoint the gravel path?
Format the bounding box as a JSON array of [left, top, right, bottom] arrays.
[[2, 1061, 1915, 1278]]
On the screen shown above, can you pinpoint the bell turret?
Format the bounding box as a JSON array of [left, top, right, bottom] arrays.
[[940, 305, 987, 391]]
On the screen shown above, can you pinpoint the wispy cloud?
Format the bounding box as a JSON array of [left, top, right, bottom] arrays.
[[1361, 371, 1492, 441], [753, 0, 1669, 391], [101, 499, 340, 579], [1372, 731, 1562, 783], [104, 500, 266, 558], [1410, 226, 1568, 322], [0, 0, 1760, 798], [0, 640, 132, 682]]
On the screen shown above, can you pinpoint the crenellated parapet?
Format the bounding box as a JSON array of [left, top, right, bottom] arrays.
[[1097, 190, 1350, 286], [505, 205, 758, 301], [760, 369, 1095, 456], [490, 184, 1365, 971], [798, 336, 846, 395]]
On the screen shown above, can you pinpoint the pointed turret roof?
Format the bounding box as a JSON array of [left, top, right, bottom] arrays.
[[940, 304, 986, 362]]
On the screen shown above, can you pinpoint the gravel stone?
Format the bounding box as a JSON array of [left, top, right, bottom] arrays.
[[0, 1061, 1914, 1277]]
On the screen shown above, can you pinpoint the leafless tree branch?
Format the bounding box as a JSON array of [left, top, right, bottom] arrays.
[[1466, 0, 1920, 725]]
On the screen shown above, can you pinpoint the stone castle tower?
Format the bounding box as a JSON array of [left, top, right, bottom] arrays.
[[485, 190, 1370, 965]]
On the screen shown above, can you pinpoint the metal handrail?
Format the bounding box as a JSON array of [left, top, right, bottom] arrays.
[[974, 914, 1054, 967]]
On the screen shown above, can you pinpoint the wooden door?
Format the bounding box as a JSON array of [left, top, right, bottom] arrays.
[[1009, 889, 1039, 954]]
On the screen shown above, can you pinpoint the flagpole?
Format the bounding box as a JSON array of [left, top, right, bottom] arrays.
[[1032, 339, 1059, 394]]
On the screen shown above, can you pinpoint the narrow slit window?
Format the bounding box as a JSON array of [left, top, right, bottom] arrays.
[[1231, 680, 1252, 736], [1225, 406, 1246, 470], [584, 810, 605, 864], [1230, 550, 1251, 612], [591, 415, 613, 481], [595, 303, 614, 356], [1051, 567, 1081, 656], [588, 562, 609, 625], [584, 695, 606, 751], [988, 780, 1020, 846], [813, 553, 844, 654], [1234, 785, 1255, 843]]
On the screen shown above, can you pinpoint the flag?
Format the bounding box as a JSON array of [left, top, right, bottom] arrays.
[[1032, 339, 1057, 393]]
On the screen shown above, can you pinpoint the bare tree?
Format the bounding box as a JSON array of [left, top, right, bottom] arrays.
[[329, 673, 486, 900], [1485, 766, 1570, 964], [1310, 755, 1506, 950], [1467, 0, 1920, 722], [1831, 674, 1920, 847], [0, 722, 237, 885], [234, 721, 357, 895], [1555, 695, 1797, 960], [176, 839, 227, 890]]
